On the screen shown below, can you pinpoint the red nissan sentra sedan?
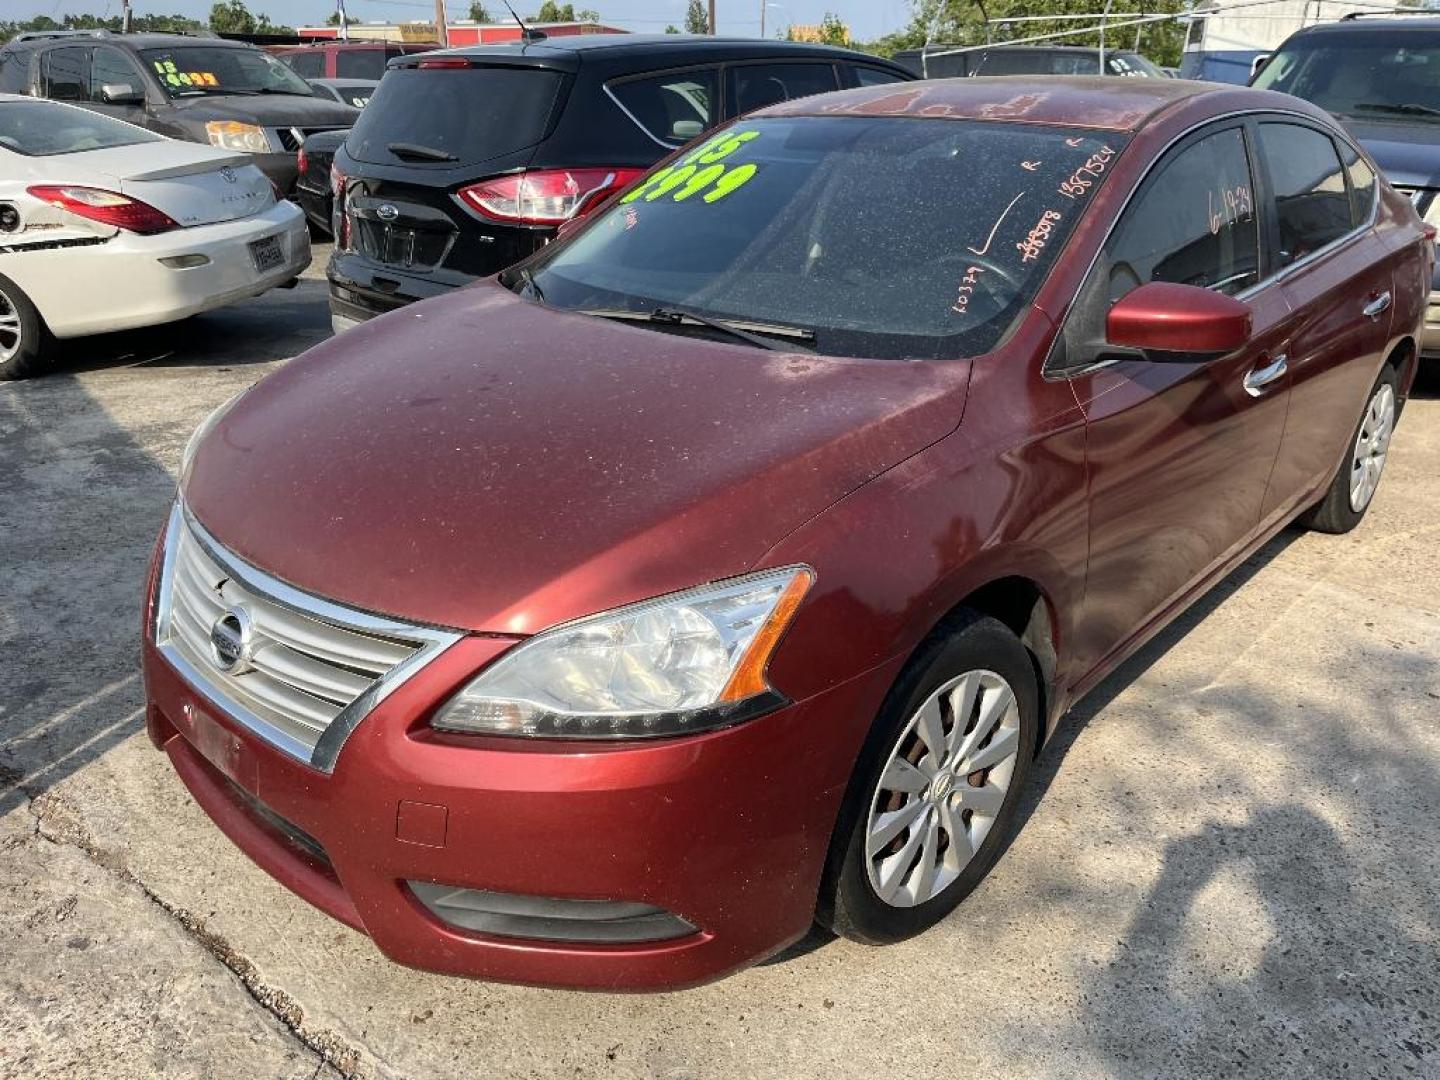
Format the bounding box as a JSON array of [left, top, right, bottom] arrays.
[[142, 77, 1428, 990]]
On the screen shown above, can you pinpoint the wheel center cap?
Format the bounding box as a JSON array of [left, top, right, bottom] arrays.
[[929, 770, 955, 801]]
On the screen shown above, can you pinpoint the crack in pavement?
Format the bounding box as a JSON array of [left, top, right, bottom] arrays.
[[13, 782, 366, 1080]]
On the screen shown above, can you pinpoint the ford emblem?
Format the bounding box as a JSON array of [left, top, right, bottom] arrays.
[[219, 166, 237, 184], [376, 203, 400, 221]]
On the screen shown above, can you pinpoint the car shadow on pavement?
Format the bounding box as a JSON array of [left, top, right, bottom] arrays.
[[0, 285, 330, 820]]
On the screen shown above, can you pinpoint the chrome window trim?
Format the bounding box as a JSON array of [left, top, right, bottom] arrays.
[[154, 501, 464, 772], [1046, 107, 1381, 380]]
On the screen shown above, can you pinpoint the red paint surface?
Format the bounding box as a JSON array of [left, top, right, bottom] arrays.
[[150, 79, 1430, 989]]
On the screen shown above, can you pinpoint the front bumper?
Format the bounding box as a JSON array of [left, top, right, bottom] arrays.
[[25, 200, 310, 339], [141, 614, 897, 991]]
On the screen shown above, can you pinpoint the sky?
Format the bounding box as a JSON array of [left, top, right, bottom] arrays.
[[0, 0, 916, 42]]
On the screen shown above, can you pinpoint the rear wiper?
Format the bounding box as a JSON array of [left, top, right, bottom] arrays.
[[1352, 102, 1440, 120], [581, 307, 816, 352], [387, 141, 458, 162]]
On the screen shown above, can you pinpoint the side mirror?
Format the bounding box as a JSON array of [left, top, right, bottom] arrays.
[[1106, 281, 1252, 358], [101, 83, 144, 105], [1249, 54, 1271, 81]]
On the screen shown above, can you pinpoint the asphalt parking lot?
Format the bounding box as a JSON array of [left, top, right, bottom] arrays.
[[2, 247, 1438, 1079]]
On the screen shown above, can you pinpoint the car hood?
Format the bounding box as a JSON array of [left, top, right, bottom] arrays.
[[184, 282, 970, 634], [171, 92, 358, 127], [1337, 116, 1440, 189]]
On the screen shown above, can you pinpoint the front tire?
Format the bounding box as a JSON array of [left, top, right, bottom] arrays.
[[0, 273, 52, 381], [1299, 366, 1399, 534], [819, 612, 1040, 945]]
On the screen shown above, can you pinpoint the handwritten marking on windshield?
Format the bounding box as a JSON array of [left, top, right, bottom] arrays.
[[1021, 160, 1041, 172], [1065, 137, 1085, 148], [967, 192, 1026, 256], [953, 265, 988, 316], [1017, 210, 1063, 264]]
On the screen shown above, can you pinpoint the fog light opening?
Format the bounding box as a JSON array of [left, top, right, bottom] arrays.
[[408, 881, 698, 944], [159, 253, 212, 270]]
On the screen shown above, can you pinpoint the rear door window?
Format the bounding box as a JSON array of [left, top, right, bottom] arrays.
[[337, 49, 386, 80], [0, 50, 31, 94], [608, 68, 718, 147], [41, 47, 89, 102], [346, 65, 566, 166], [1257, 122, 1354, 268], [727, 62, 839, 116], [852, 65, 908, 86], [1103, 125, 1260, 298], [284, 50, 325, 78], [1337, 140, 1378, 227]]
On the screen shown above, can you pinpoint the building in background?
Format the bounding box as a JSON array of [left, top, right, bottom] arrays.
[[297, 20, 628, 45], [787, 22, 851, 44]]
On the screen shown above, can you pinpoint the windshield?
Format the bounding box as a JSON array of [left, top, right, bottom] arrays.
[[517, 116, 1127, 361], [1252, 32, 1440, 120], [139, 46, 314, 98], [0, 99, 161, 155]]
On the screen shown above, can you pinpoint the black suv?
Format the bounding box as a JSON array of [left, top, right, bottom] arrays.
[[1251, 15, 1440, 356], [894, 45, 1167, 79], [0, 30, 358, 192], [327, 35, 912, 331]]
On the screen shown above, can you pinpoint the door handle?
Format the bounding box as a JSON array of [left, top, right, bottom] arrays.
[[1362, 291, 1392, 319], [1243, 353, 1288, 397]]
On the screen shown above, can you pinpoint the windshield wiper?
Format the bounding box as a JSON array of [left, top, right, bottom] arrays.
[[581, 307, 816, 352], [1352, 102, 1440, 120], [387, 141, 458, 162], [518, 267, 545, 305]]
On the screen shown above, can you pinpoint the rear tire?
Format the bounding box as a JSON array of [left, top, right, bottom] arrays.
[[818, 612, 1040, 945], [1299, 366, 1399, 534], [0, 272, 52, 381]]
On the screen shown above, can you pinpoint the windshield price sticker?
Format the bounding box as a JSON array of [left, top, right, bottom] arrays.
[[620, 130, 763, 206]]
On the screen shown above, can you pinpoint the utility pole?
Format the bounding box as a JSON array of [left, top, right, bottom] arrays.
[[709, 0, 716, 35], [760, 0, 765, 39], [121, 0, 132, 32], [434, 0, 449, 46]]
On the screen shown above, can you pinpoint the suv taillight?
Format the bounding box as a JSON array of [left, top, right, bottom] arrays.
[[27, 185, 177, 235], [457, 168, 646, 226], [297, 145, 309, 175]]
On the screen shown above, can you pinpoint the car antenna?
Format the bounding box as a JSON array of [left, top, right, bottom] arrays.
[[499, 0, 547, 43]]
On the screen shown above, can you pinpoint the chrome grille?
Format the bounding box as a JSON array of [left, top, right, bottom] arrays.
[[154, 504, 461, 770]]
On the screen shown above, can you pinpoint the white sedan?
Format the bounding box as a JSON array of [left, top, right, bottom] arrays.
[[0, 94, 310, 379]]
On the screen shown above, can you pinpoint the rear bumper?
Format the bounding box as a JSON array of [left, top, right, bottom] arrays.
[[26, 200, 310, 339], [1423, 290, 1440, 356], [142, 624, 898, 991], [326, 251, 465, 328]]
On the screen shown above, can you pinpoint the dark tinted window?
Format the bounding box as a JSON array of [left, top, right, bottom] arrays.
[[90, 46, 146, 102], [284, 50, 326, 78], [1258, 123, 1353, 267], [609, 68, 718, 146], [1105, 126, 1258, 298], [729, 63, 839, 115], [523, 117, 1128, 361], [337, 49, 386, 80], [1337, 139, 1378, 227], [0, 49, 30, 94], [335, 82, 376, 108], [41, 47, 89, 101], [977, 49, 1099, 75], [1106, 52, 1164, 77], [853, 65, 907, 86], [1251, 31, 1440, 122], [347, 66, 564, 166], [0, 99, 160, 155]]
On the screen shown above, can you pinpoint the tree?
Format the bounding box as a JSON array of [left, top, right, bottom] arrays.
[[665, 24, 681, 34], [683, 0, 708, 34], [817, 12, 848, 45], [577, 7, 600, 21], [532, 2, 576, 20], [469, 2, 494, 20], [209, 0, 255, 34]]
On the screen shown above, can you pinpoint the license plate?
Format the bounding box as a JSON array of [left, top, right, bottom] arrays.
[[248, 234, 285, 273]]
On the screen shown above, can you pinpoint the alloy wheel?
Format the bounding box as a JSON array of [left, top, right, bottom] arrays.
[[0, 286, 21, 364], [1350, 382, 1395, 512], [864, 669, 1022, 908]]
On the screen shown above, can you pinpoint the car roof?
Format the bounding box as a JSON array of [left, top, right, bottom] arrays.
[[757, 75, 1287, 133], [1288, 14, 1440, 34], [440, 34, 899, 63], [308, 77, 381, 87], [7, 32, 256, 51]]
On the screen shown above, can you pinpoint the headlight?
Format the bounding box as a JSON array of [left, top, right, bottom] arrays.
[[205, 120, 271, 153], [180, 390, 247, 480], [432, 567, 813, 739]]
